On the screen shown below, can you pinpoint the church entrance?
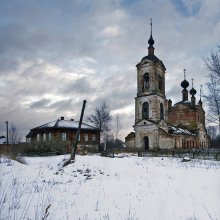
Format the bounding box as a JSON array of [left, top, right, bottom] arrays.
[[144, 136, 149, 150]]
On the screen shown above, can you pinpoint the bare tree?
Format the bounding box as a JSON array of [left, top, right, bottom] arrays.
[[87, 102, 112, 151], [207, 126, 217, 140], [203, 45, 220, 79], [114, 115, 122, 141], [9, 123, 21, 145], [203, 46, 220, 132]]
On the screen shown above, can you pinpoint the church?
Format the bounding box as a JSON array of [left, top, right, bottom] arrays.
[[125, 22, 210, 150]]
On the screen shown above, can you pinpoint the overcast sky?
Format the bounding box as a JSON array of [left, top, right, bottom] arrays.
[[0, 0, 220, 141]]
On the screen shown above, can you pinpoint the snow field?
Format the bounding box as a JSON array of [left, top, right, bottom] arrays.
[[0, 154, 220, 220]]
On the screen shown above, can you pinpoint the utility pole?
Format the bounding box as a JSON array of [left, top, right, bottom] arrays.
[[64, 100, 86, 166], [5, 121, 8, 146]]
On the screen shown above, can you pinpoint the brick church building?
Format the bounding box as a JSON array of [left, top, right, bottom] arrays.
[[125, 22, 210, 150]]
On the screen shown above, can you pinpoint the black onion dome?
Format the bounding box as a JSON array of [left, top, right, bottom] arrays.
[[190, 87, 197, 95], [181, 79, 189, 89], [148, 34, 154, 46]]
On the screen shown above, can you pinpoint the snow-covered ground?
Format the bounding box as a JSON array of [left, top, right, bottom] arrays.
[[0, 154, 220, 220]]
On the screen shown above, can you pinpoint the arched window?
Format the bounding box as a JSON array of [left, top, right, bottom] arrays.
[[143, 73, 149, 90], [142, 102, 149, 119], [160, 103, 164, 120]]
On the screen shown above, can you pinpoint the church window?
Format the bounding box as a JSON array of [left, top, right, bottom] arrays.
[[160, 103, 164, 120], [142, 102, 149, 119], [143, 73, 149, 90], [158, 75, 163, 91]]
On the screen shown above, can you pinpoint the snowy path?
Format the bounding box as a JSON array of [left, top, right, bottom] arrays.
[[0, 155, 220, 220]]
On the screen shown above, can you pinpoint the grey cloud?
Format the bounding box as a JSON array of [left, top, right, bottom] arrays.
[[29, 98, 51, 109], [48, 99, 74, 111], [166, 84, 183, 104], [0, 0, 219, 141], [62, 78, 93, 95]]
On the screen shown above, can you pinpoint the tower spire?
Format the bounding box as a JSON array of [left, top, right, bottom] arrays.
[[181, 69, 189, 101], [198, 85, 203, 105], [190, 78, 197, 106], [200, 85, 202, 100], [191, 78, 194, 88], [148, 18, 155, 55], [150, 18, 152, 36]]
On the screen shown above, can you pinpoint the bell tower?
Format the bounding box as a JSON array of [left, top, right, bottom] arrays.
[[134, 19, 167, 149]]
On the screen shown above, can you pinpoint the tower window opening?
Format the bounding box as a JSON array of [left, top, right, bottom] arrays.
[[142, 102, 149, 119], [143, 73, 149, 90], [158, 75, 163, 91], [160, 103, 164, 120]]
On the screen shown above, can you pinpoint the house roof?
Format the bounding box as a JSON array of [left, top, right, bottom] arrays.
[[32, 119, 100, 131]]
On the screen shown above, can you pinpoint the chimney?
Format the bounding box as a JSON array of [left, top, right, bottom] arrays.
[[61, 116, 64, 120], [168, 99, 172, 111]]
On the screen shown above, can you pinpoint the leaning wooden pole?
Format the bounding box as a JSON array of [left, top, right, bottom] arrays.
[[71, 100, 86, 161], [64, 100, 86, 166]]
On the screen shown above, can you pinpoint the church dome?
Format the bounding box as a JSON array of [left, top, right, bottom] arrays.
[[190, 87, 197, 96], [148, 35, 154, 46], [181, 79, 189, 89]]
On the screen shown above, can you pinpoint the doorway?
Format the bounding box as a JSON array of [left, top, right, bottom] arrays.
[[144, 136, 149, 150]]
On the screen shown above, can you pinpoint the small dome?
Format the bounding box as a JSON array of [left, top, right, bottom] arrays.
[[190, 87, 197, 95], [181, 79, 189, 89], [148, 35, 154, 46]]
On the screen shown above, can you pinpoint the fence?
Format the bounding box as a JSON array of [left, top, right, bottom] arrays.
[[138, 148, 220, 161]]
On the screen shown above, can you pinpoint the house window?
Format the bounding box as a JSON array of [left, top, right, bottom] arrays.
[[92, 134, 96, 142], [43, 133, 46, 142], [158, 75, 163, 91], [27, 137, 31, 143], [48, 133, 52, 141], [84, 134, 88, 142], [37, 134, 40, 142], [160, 103, 164, 120], [143, 73, 149, 90], [61, 132, 66, 141], [142, 102, 149, 119], [78, 134, 80, 142]]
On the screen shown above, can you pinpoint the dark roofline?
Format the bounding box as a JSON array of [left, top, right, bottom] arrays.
[[136, 54, 166, 70], [30, 119, 101, 132]]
